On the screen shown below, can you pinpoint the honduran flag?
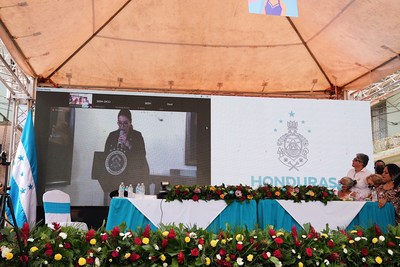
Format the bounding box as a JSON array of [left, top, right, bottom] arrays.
[[6, 109, 38, 228]]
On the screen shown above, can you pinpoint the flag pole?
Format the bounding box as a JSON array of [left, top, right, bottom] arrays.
[[0, 147, 27, 266]]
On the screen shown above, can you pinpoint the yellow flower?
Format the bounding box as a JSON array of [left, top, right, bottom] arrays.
[[90, 238, 96, 245], [142, 237, 149, 244], [30, 246, 39, 253], [320, 233, 328, 238], [275, 191, 281, 196], [247, 254, 254, 262], [160, 254, 166, 261], [276, 232, 284, 237], [221, 239, 227, 244], [162, 231, 169, 237], [235, 234, 244, 242], [349, 240, 354, 244], [341, 244, 346, 249], [375, 256, 383, 264], [205, 257, 211, 265], [225, 255, 230, 262], [210, 240, 218, 247], [78, 257, 86, 266], [54, 254, 62, 261], [247, 195, 253, 200], [372, 237, 378, 244], [350, 230, 357, 234], [5, 253, 13, 260], [298, 262, 304, 267], [220, 194, 225, 199], [308, 191, 315, 197], [124, 253, 131, 259], [185, 236, 191, 243], [210, 186, 215, 191]]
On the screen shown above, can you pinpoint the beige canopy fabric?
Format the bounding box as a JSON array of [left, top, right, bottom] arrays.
[[0, 0, 399, 99]]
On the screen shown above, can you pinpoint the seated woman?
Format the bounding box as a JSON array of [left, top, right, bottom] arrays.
[[366, 174, 385, 201], [338, 177, 359, 201], [376, 163, 400, 224]]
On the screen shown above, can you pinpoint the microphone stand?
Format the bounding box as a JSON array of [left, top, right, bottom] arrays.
[[0, 149, 28, 267]]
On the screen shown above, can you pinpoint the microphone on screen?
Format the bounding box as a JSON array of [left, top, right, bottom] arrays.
[[117, 130, 125, 148]]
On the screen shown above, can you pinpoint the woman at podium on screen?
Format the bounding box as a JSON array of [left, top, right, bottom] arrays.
[[104, 109, 150, 179]]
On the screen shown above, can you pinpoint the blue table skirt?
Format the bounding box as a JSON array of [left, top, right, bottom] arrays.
[[257, 199, 395, 232], [106, 198, 258, 232]]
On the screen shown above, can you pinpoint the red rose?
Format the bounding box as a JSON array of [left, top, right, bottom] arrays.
[[198, 238, 204, 245], [19, 255, 29, 262], [295, 240, 301, 247], [129, 253, 140, 262], [45, 243, 52, 250], [361, 248, 369, 256], [192, 195, 199, 201], [52, 222, 61, 230], [86, 257, 94, 264], [101, 233, 108, 242], [64, 242, 71, 249], [267, 192, 272, 197], [45, 249, 53, 257], [111, 250, 119, 258], [273, 249, 282, 259], [219, 248, 226, 256], [388, 241, 395, 247], [85, 229, 95, 242], [142, 224, 151, 238], [327, 240, 334, 248], [269, 229, 276, 237], [191, 248, 199, 257], [216, 189, 221, 195], [329, 252, 339, 261], [168, 229, 176, 239], [262, 252, 269, 259], [322, 191, 328, 197], [274, 237, 283, 245], [357, 230, 363, 237], [236, 243, 243, 251], [111, 227, 120, 237], [306, 247, 313, 257], [134, 237, 142, 245], [177, 251, 185, 264], [162, 239, 168, 249]]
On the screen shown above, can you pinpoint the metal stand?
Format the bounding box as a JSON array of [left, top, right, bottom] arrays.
[[0, 149, 27, 266]]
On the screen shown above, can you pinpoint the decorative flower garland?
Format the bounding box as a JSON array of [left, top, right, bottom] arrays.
[[166, 184, 340, 204], [0, 222, 399, 266]]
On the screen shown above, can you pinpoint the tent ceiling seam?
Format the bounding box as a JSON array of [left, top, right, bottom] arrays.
[[45, 0, 132, 81]]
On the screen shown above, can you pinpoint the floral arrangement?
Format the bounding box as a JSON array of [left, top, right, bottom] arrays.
[[0, 222, 400, 266], [165, 184, 340, 204]]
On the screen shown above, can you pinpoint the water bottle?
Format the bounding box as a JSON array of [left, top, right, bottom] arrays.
[[128, 184, 134, 198], [118, 182, 125, 198], [149, 182, 155, 195], [371, 188, 378, 202], [141, 183, 146, 195]]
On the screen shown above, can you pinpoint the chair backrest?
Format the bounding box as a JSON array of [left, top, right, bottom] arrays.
[[43, 190, 72, 224]]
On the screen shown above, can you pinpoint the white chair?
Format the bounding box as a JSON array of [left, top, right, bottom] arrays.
[[43, 190, 88, 231]]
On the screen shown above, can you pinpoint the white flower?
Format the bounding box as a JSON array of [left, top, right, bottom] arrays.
[[388, 249, 393, 255], [379, 235, 385, 242], [95, 257, 101, 266], [216, 254, 221, 260], [302, 235, 307, 239], [316, 261, 319, 266], [44, 260, 48, 265], [58, 244, 63, 247], [324, 259, 330, 265], [121, 232, 132, 240], [116, 246, 121, 252], [237, 257, 244, 266], [343, 248, 348, 254], [59, 232, 67, 239], [361, 237, 367, 241], [189, 232, 197, 239], [27, 238, 34, 242], [198, 244, 203, 250], [90, 252, 94, 257], [253, 236, 258, 239], [266, 252, 271, 258], [362, 257, 366, 262], [1, 246, 11, 258], [153, 244, 159, 250], [354, 237, 361, 242], [292, 249, 296, 254], [163, 263, 168, 267], [97, 247, 102, 252], [237, 241, 243, 245], [297, 255, 301, 259]]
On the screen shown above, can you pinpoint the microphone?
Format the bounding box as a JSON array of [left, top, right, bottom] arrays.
[[118, 130, 125, 147]]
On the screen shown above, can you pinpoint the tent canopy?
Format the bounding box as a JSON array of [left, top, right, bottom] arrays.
[[0, 0, 399, 99]]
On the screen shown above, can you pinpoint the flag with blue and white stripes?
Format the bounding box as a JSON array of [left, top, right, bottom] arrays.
[[6, 109, 38, 228]]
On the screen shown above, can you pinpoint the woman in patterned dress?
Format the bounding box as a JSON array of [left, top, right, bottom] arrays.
[[376, 164, 400, 224]]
